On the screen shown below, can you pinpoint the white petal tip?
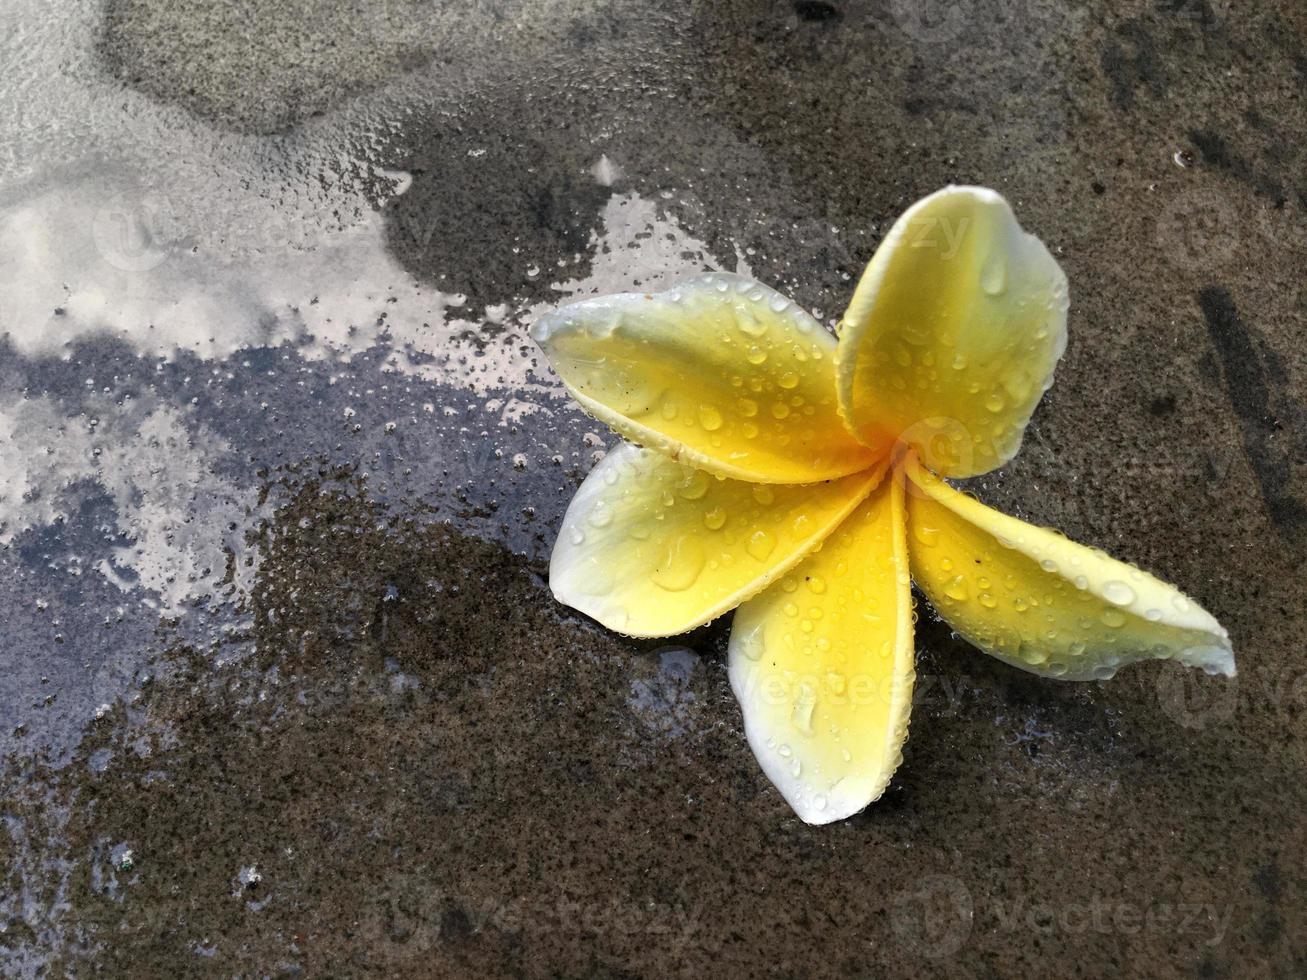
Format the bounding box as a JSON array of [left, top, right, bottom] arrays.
[[1178, 641, 1236, 678]]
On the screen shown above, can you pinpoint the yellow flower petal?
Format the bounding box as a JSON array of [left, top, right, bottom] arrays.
[[904, 457, 1234, 680], [550, 443, 885, 638], [728, 469, 914, 824], [532, 273, 879, 484], [836, 186, 1069, 478]]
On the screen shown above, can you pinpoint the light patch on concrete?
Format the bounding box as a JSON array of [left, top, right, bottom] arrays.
[[0, 395, 258, 613], [0, 180, 748, 399]]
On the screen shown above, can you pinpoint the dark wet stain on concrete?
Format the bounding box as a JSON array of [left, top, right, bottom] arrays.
[[383, 124, 614, 313], [1198, 286, 1307, 535]]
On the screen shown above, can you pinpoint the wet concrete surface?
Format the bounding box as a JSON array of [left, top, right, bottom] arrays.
[[2, 0, 1306, 976]]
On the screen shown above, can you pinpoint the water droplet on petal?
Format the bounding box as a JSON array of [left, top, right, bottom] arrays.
[[1102, 581, 1135, 606], [698, 405, 724, 431], [791, 691, 816, 735], [747, 529, 777, 561], [651, 535, 707, 592], [980, 251, 1009, 295], [913, 523, 940, 548], [737, 623, 766, 661], [737, 309, 769, 337], [1018, 642, 1049, 666], [678, 470, 710, 500], [1100, 608, 1127, 628]]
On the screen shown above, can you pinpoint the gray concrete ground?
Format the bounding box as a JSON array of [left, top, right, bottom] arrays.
[[2, 0, 1305, 976]]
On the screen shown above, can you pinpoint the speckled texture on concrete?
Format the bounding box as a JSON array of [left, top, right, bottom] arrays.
[[3, 0, 1306, 977]]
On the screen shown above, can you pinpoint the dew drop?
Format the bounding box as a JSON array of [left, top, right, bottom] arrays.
[[1018, 642, 1049, 666], [980, 251, 1008, 295], [704, 507, 727, 531], [943, 575, 968, 601], [678, 470, 710, 500], [912, 523, 940, 548], [1102, 580, 1135, 606], [747, 529, 777, 561], [698, 405, 724, 431], [791, 694, 816, 735], [737, 624, 767, 661], [737, 310, 769, 337], [651, 535, 707, 592], [1100, 608, 1127, 628]]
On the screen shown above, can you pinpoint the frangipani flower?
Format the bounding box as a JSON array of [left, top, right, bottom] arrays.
[[531, 186, 1234, 824]]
